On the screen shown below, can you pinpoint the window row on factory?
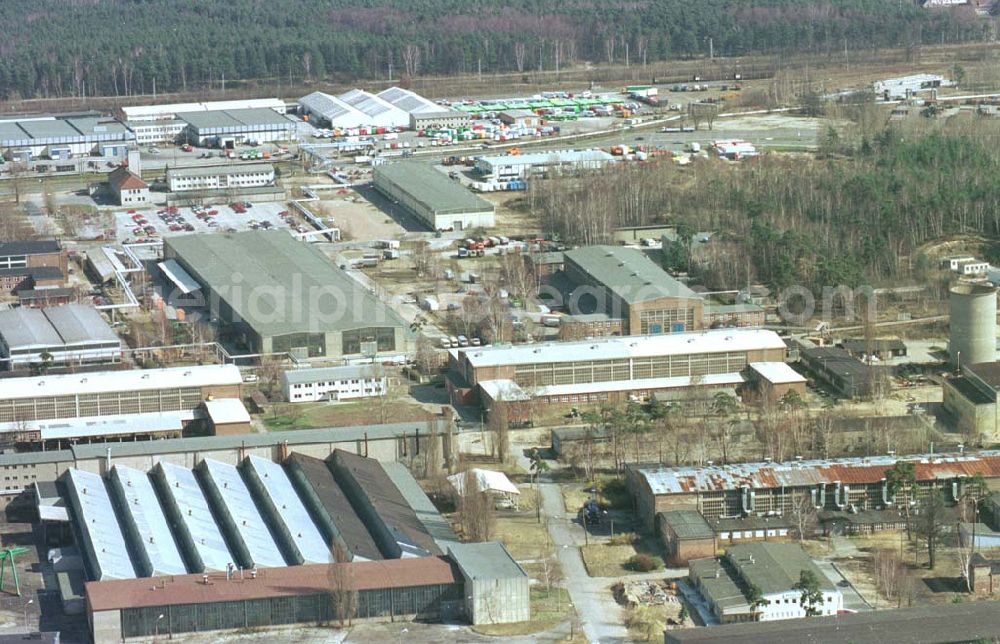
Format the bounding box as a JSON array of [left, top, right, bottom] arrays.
[[120, 584, 461, 638], [0, 255, 28, 270], [512, 351, 748, 387], [0, 387, 204, 422], [638, 308, 696, 334]]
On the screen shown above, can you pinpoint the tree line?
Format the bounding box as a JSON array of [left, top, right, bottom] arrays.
[[0, 0, 990, 99], [531, 117, 1000, 296]]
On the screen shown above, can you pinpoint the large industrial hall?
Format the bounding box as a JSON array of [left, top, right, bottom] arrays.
[[47, 448, 527, 640]]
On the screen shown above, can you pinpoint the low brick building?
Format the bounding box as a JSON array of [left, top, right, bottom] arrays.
[[657, 510, 716, 565], [970, 552, 1000, 594]]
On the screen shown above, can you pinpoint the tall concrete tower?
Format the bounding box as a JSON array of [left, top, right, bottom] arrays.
[[949, 283, 997, 368]]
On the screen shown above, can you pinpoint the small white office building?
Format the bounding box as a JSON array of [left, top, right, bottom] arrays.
[[282, 365, 388, 402]]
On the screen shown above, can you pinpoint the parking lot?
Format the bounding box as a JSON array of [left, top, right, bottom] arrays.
[[114, 201, 305, 242]]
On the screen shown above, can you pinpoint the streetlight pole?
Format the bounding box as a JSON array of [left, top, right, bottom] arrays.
[[155, 613, 164, 640]]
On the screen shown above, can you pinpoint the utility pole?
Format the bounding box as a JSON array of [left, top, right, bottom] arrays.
[[478, 57, 482, 82], [709, 37, 714, 60], [221, 72, 226, 95]]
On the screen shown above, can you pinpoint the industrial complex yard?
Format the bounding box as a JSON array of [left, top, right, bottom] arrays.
[[4, 21, 1000, 643]]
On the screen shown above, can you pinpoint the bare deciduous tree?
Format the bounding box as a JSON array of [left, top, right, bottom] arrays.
[[328, 543, 358, 626], [457, 469, 495, 541]]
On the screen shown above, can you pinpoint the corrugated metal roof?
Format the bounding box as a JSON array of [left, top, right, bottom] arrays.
[[376, 87, 441, 114], [152, 462, 235, 573], [165, 230, 408, 337], [199, 459, 286, 568], [86, 556, 458, 611], [298, 91, 370, 127], [636, 451, 1000, 495], [109, 465, 188, 577], [242, 455, 332, 565], [63, 469, 136, 581], [42, 304, 120, 346], [0, 304, 119, 352]]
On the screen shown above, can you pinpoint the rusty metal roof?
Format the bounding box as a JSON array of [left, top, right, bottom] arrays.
[[636, 451, 1000, 495]]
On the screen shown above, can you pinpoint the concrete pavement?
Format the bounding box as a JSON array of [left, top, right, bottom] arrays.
[[539, 481, 630, 644]]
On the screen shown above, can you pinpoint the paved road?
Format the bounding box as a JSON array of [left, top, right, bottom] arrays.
[[539, 481, 630, 644]]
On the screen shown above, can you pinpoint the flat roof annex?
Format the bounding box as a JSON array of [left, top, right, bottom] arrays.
[[457, 328, 786, 369], [448, 542, 527, 581], [748, 361, 806, 384]]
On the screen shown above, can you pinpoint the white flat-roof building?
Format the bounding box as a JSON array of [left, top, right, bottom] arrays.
[[474, 149, 616, 182], [451, 329, 787, 407], [282, 365, 388, 403], [0, 116, 134, 161], [126, 119, 187, 145], [166, 163, 274, 192], [873, 74, 953, 100], [0, 304, 122, 369], [119, 98, 286, 123], [0, 365, 242, 443], [178, 108, 296, 147]]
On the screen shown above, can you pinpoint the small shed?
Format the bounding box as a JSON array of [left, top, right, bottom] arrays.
[[448, 469, 520, 510], [744, 362, 807, 401], [202, 398, 252, 435], [499, 109, 541, 128], [657, 510, 716, 565], [449, 541, 530, 625]]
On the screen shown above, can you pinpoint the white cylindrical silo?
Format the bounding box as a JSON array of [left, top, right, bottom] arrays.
[[949, 283, 997, 368]]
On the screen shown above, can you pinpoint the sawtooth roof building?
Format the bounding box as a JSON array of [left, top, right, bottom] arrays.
[[627, 451, 1000, 529], [162, 230, 411, 359], [48, 448, 528, 640]]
